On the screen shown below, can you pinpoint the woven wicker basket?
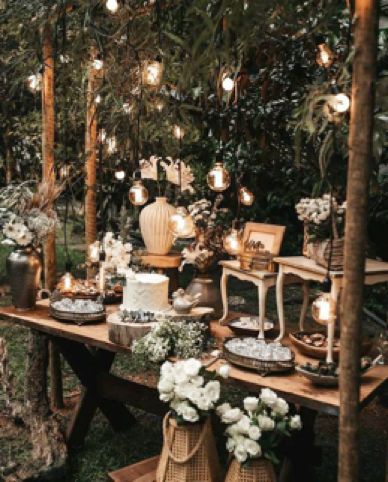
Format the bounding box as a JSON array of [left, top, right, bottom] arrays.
[[225, 457, 276, 482], [155, 413, 222, 482], [306, 238, 344, 271]]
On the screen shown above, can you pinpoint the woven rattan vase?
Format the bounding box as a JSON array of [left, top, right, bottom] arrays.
[[225, 457, 276, 482], [155, 413, 222, 482]]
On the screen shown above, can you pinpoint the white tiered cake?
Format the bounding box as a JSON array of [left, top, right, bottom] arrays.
[[121, 272, 171, 313]]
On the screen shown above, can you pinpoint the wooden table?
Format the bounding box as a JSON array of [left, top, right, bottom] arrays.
[[274, 256, 388, 362], [0, 303, 387, 481]]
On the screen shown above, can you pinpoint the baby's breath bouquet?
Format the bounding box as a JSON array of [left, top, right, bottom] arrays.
[[0, 181, 61, 248]]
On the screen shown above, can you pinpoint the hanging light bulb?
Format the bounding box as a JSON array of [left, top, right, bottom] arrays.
[[123, 102, 132, 114], [129, 179, 149, 206], [154, 100, 164, 112], [114, 164, 126, 181], [223, 227, 243, 256], [88, 242, 100, 264], [239, 186, 255, 206], [168, 207, 195, 238], [106, 136, 117, 154], [61, 272, 75, 292], [207, 162, 231, 192], [95, 94, 102, 104], [106, 0, 119, 13], [329, 93, 350, 113], [59, 164, 71, 180], [92, 58, 104, 70], [142, 58, 164, 87], [99, 128, 107, 143], [222, 75, 235, 92], [27, 73, 42, 93], [173, 125, 185, 139], [312, 293, 331, 325], [316, 43, 335, 68]]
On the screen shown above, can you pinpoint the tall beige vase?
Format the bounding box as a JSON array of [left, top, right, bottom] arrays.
[[140, 197, 176, 255]]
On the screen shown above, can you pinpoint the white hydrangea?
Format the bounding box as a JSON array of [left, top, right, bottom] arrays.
[[260, 388, 278, 408]]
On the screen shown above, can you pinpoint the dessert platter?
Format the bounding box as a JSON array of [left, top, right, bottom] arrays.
[[223, 337, 295, 375], [107, 271, 213, 345], [50, 297, 106, 324]]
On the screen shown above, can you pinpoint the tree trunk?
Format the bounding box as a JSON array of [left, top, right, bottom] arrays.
[[42, 22, 64, 410], [338, 1, 378, 481], [4, 127, 15, 184], [85, 57, 99, 279]]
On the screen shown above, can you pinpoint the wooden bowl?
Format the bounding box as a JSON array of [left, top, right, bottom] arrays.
[[289, 331, 373, 361], [228, 317, 275, 338]]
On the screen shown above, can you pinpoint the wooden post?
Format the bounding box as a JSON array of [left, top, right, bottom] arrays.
[[339, 1, 378, 481], [42, 22, 64, 410], [85, 55, 99, 278]]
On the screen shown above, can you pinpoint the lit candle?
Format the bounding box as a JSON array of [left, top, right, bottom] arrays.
[[99, 263, 105, 292], [89, 244, 100, 263], [63, 272, 73, 292]]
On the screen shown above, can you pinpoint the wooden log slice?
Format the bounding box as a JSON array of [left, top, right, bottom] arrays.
[[107, 312, 156, 346]]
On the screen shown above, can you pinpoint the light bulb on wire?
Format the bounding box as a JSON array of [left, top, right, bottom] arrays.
[[106, 0, 119, 13], [173, 125, 185, 140], [95, 94, 102, 105], [92, 58, 104, 71], [239, 186, 255, 206], [207, 162, 231, 192], [142, 59, 164, 87], [129, 179, 148, 206], [316, 43, 334, 68], [114, 165, 126, 181], [223, 227, 243, 256], [123, 102, 132, 114], [27, 73, 42, 93], [312, 293, 332, 325], [330, 93, 350, 113], [168, 207, 195, 238], [106, 136, 117, 154], [222, 75, 235, 92]]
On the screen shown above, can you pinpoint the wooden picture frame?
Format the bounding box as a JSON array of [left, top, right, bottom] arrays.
[[242, 222, 286, 258]]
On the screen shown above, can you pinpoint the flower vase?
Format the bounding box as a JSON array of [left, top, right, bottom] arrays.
[[156, 413, 222, 482], [225, 457, 276, 482], [139, 197, 176, 255], [185, 273, 223, 319], [6, 247, 42, 310]]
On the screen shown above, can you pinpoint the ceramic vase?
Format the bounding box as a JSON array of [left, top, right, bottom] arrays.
[[6, 247, 42, 310], [140, 197, 176, 255], [185, 273, 223, 319]]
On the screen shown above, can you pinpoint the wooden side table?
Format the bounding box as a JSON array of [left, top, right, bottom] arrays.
[[140, 252, 182, 292], [274, 256, 388, 362], [219, 260, 304, 338]]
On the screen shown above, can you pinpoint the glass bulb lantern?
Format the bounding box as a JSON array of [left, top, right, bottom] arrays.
[[114, 166, 125, 181], [27, 74, 42, 93], [316, 43, 334, 68], [207, 162, 231, 192], [92, 58, 104, 71], [173, 125, 185, 139], [223, 228, 243, 256], [106, 0, 119, 12], [142, 59, 164, 87], [168, 207, 195, 238], [222, 76, 235, 92], [329, 93, 350, 113], [129, 180, 148, 206], [312, 293, 332, 325], [239, 186, 255, 206]]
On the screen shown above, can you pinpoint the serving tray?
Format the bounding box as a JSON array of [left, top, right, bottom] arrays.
[[49, 306, 106, 325]]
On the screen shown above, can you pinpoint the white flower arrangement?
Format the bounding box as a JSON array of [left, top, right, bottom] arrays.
[[90, 232, 132, 272], [217, 388, 302, 464], [132, 320, 206, 363], [295, 194, 346, 242], [158, 359, 221, 423]]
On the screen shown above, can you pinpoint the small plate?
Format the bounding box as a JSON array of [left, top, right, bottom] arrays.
[[228, 317, 275, 337]]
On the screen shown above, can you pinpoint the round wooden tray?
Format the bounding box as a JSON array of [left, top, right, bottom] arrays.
[[289, 331, 373, 361], [223, 338, 295, 376], [50, 306, 106, 325]]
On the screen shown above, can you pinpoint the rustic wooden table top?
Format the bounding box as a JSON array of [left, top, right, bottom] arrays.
[[0, 302, 386, 416]]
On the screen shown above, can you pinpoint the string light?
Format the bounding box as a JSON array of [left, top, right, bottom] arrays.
[[207, 162, 231, 192], [223, 227, 243, 256], [27, 74, 42, 93], [168, 207, 195, 238], [222, 75, 235, 92], [312, 292, 332, 325], [59, 164, 71, 180], [142, 59, 164, 87], [106, 136, 117, 154], [92, 58, 104, 70], [239, 186, 255, 206], [155, 100, 164, 112], [329, 93, 350, 113], [99, 129, 107, 143], [123, 102, 132, 114], [316, 43, 335, 68], [129, 179, 149, 206], [88, 243, 100, 264], [173, 125, 185, 139], [95, 94, 102, 104], [114, 165, 126, 181], [106, 0, 119, 13]]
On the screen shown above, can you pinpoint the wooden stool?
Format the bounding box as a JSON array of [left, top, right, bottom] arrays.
[[140, 253, 182, 293], [108, 456, 159, 482]]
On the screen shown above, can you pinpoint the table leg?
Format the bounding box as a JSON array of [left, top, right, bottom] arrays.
[[219, 270, 229, 324], [51, 337, 135, 448], [299, 281, 310, 332], [258, 281, 268, 339], [327, 278, 341, 363], [275, 266, 285, 340]]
